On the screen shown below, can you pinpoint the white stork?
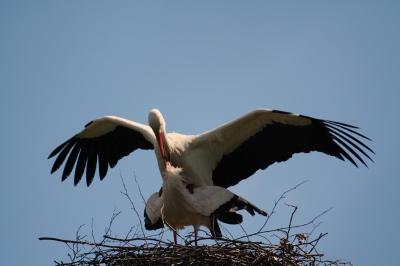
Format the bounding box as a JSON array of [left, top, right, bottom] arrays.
[[48, 108, 374, 187], [144, 165, 267, 245]]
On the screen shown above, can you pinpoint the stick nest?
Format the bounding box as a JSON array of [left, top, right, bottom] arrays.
[[40, 232, 352, 266], [39, 179, 353, 266]]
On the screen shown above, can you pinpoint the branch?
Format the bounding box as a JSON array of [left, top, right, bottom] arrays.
[[258, 180, 308, 233]]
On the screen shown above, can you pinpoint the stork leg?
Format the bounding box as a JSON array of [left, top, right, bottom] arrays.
[[174, 231, 177, 245]]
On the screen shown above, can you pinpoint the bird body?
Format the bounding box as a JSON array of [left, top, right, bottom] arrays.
[[144, 165, 267, 243], [157, 166, 214, 233], [49, 108, 374, 187]]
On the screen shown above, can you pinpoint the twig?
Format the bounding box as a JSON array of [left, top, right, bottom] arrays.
[[119, 170, 148, 247], [258, 180, 308, 233], [284, 203, 298, 240]]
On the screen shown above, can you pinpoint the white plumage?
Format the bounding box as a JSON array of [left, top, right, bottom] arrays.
[[49, 108, 374, 187], [144, 165, 267, 244]]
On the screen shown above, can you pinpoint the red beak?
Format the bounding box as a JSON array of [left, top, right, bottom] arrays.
[[156, 132, 168, 168]]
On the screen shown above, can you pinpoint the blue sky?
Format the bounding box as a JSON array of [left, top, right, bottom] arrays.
[[1, 1, 399, 265]]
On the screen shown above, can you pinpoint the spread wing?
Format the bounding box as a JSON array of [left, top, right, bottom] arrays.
[[188, 109, 374, 188], [48, 116, 155, 186]]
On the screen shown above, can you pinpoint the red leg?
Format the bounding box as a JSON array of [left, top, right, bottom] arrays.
[[174, 231, 177, 245]]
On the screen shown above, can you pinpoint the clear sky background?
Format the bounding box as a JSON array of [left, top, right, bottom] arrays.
[[1, 1, 399, 265]]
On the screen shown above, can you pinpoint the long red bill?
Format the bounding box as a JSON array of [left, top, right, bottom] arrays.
[[156, 132, 168, 168]]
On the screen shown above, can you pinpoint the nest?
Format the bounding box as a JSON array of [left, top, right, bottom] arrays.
[[40, 231, 352, 266], [39, 179, 353, 266], [40, 202, 353, 266]]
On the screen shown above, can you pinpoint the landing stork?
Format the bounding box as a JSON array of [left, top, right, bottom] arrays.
[[48, 108, 374, 187], [144, 165, 267, 245]]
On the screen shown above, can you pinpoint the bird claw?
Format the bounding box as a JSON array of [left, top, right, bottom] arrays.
[[186, 183, 195, 194]]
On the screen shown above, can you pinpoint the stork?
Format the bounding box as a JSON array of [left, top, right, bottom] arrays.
[[144, 165, 267, 245], [48, 108, 374, 188]]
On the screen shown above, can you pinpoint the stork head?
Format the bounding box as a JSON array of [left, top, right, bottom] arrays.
[[144, 192, 164, 230], [148, 109, 166, 134], [148, 109, 169, 168]]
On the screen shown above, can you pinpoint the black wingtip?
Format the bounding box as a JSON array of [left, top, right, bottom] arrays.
[[234, 196, 267, 217], [48, 136, 76, 159], [48, 148, 60, 159], [248, 205, 268, 217]]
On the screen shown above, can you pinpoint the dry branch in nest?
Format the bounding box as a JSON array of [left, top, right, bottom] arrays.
[[39, 176, 353, 266], [40, 232, 352, 266]]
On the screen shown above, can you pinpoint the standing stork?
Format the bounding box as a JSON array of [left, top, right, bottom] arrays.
[[48, 108, 374, 188], [144, 165, 267, 245]]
